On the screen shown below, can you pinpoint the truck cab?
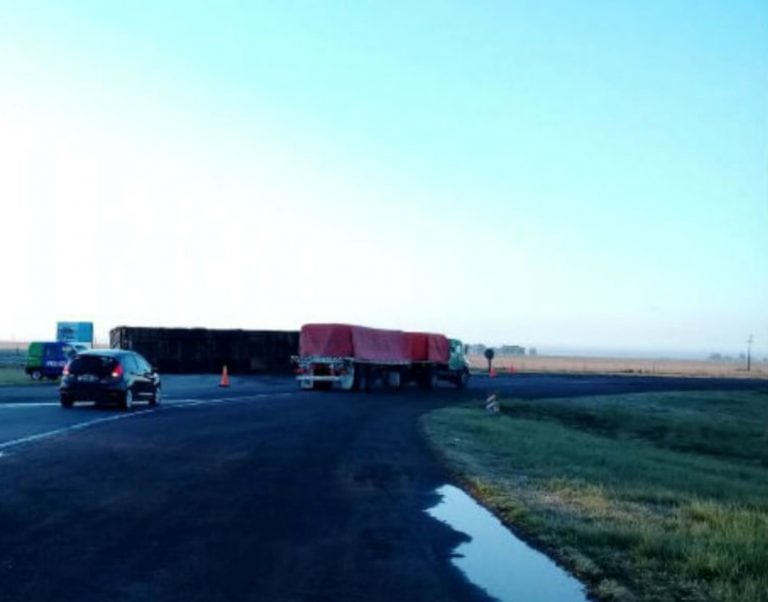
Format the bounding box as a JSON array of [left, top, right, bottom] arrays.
[[446, 338, 470, 387]]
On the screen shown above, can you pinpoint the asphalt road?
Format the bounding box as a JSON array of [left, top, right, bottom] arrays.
[[0, 373, 764, 602]]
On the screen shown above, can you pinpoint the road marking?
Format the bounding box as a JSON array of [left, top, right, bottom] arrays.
[[0, 391, 298, 409], [0, 402, 61, 408], [0, 400, 204, 408], [0, 391, 299, 453], [0, 408, 157, 451]]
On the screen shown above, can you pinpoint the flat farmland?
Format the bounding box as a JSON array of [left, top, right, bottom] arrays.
[[469, 355, 768, 379]]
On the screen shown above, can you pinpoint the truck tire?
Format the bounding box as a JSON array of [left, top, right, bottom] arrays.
[[419, 368, 437, 389], [385, 370, 402, 389], [354, 366, 372, 393], [456, 369, 470, 389], [339, 367, 355, 391], [30, 370, 43, 381], [429, 371, 438, 388]]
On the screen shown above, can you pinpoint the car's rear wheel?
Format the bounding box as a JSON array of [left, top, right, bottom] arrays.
[[60, 395, 74, 408], [149, 386, 162, 406], [123, 389, 134, 410]]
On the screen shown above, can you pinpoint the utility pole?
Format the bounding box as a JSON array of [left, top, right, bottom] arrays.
[[747, 335, 754, 372]]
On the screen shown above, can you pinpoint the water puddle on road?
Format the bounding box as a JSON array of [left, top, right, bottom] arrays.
[[427, 485, 588, 602]]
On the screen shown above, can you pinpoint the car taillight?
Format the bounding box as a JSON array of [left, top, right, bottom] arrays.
[[111, 363, 124, 379]]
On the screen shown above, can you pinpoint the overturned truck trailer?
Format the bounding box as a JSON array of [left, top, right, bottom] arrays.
[[110, 326, 299, 374], [293, 323, 470, 391]]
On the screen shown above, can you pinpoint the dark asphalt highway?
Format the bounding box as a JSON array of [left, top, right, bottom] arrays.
[[0, 373, 763, 602]]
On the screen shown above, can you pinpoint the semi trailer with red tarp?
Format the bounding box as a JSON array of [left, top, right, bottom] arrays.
[[293, 323, 470, 391]]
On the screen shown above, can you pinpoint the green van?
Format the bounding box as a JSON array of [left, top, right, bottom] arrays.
[[25, 342, 89, 380]]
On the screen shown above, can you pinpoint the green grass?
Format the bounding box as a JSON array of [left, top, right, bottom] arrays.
[[422, 391, 768, 602], [0, 349, 60, 386], [0, 367, 57, 386], [0, 348, 26, 368]]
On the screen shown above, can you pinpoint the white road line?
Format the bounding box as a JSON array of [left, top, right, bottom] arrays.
[[0, 391, 298, 453], [0, 408, 157, 451], [0, 402, 60, 408], [0, 392, 297, 409]]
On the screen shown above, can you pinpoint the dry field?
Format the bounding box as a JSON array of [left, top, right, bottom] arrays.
[[0, 341, 107, 350], [468, 354, 768, 379], [1, 342, 765, 379], [0, 341, 27, 351]]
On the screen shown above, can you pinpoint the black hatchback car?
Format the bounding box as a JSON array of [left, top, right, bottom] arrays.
[[59, 349, 161, 409]]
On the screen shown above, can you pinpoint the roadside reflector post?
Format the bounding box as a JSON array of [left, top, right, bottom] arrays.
[[484, 348, 495, 376]]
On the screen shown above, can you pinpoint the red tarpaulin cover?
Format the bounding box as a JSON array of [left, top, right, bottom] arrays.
[[300, 324, 411, 362], [299, 324, 354, 357], [406, 332, 450, 363], [350, 325, 410, 362], [427, 333, 450, 362], [406, 332, 430, 361]]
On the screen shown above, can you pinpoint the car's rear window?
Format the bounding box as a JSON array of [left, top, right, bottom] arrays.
[[68, 356, 119, 377]]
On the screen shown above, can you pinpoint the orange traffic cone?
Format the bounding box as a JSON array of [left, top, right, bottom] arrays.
[[219, 365, 230, 387]]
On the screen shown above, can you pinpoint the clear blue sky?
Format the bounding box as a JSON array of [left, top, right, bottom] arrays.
[[1, 1, 766, 358]]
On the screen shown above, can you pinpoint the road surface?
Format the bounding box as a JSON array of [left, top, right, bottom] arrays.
[[0, 373, 762, 601]]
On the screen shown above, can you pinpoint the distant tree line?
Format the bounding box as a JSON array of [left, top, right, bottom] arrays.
[[708, 352, 767, 363], [468, 344, 537, 356]]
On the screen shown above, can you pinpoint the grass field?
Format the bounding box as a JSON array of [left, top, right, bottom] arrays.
[[0, 367, 57, 386], [0, 348, 55, 386], [423, 390, 768, 602]]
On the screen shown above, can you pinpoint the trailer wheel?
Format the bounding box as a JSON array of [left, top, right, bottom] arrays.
[[354, 366, 372, 393], [339, 367, 355, 391], [419, 368, 437, 389], [385, 370, 402, 389]]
